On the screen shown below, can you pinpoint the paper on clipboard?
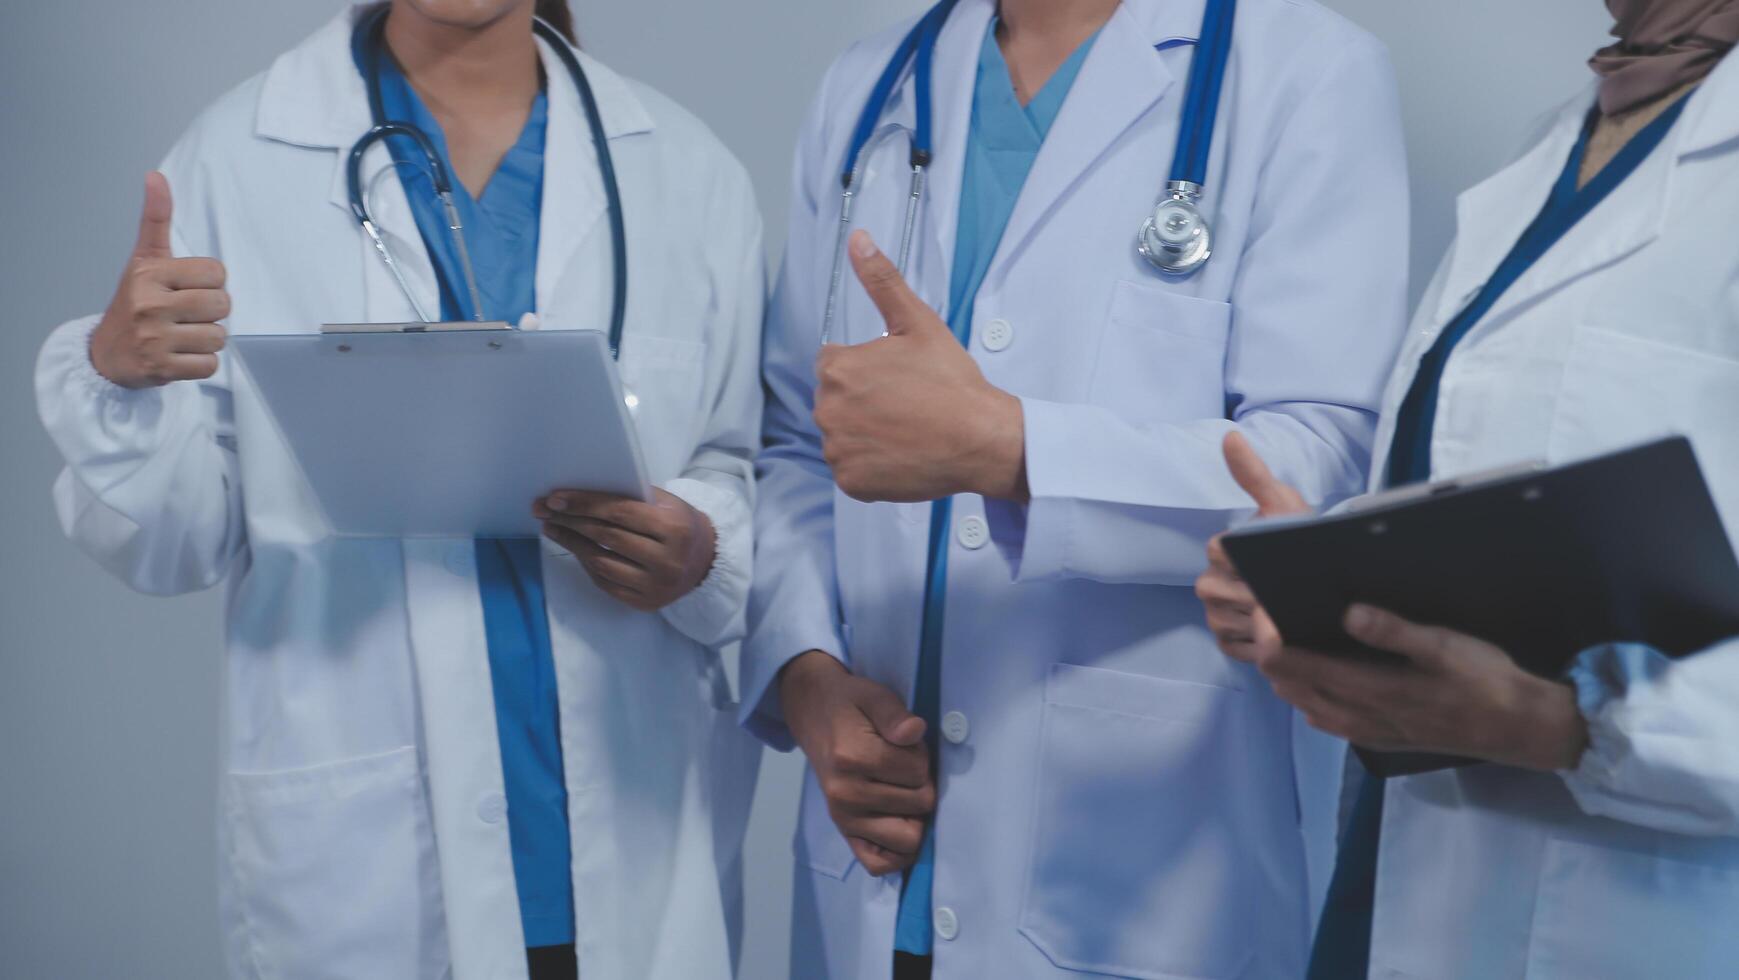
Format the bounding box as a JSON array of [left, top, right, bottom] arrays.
[[230, 327, 650, 538]]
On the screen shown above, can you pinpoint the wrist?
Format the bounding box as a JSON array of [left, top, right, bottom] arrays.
[[1495, 675, 1589, 772], [778, 650, 845, 711], [964, 387, 1029, 501], [87, 317, 127, 388]]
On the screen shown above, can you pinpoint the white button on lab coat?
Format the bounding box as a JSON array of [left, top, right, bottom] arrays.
[[34, 9, 765, 979], [1361, 59, 1739, 980], [745, 0, 1412, 977]]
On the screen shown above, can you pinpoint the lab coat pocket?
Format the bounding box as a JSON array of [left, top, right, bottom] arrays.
[[618, 334, 708, 483], [796, 766, 858, 880], [1021, 664, 1254, 980], [1525, 838, 1739, 979], [1091, 282, 1232, 422], [226, 746, 447, 980], [1548, 326, 1739, 531]]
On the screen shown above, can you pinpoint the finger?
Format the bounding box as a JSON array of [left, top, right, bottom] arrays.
[[543, 522, 646, 581], [1343, 604, 1454, 668], [168, 322, 227, 355], [1195, 569, 1256, 608], [859, 683, 927, 747], [546, 492, 667, 541], [1205, 535, 1242, 579], [867, 743, 931, 791], [1220, 639, 1268, 665], [134, 171, 174, 259], [834, 733, 930, 789], [1223, 431, 1309, 517], [837, 813, 924, 858], [160, 353, 219, 382], [578, 550, 652, 596], [1208, 613, 1257, 646], [847, 837, 914, 877], [846, 231, 930, 336], [829, 777, 936, 818], [159, 258, 227, 292], [165, 287, 230, 323], [542, 515, 658, 568], [1251, 605, 1284, 652]]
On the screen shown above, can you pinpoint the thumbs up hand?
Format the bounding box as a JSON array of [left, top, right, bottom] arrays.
[[813, 231, 1027, 503], [1195, 433, 1311, 666], [89, 172, 230, 389]]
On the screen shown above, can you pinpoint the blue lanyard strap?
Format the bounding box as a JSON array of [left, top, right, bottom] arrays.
[[841, 0, 959, 186], [1170, 0, 1236, 186]]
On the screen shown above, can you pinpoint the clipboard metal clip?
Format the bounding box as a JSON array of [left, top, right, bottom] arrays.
[[321, 321, 513, 335], [321, 321, 515, 354]]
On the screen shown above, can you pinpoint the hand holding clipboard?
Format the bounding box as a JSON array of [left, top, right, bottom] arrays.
[[1197, 434, 1739, 777]]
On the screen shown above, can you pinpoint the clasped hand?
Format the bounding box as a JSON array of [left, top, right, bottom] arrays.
[[779, 651, 935, 877], [813, 230, 1028, 503], [1194, 433, 1588, 772]]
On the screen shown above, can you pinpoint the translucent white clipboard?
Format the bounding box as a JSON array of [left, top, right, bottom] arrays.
[[230, 326, 650, 538]]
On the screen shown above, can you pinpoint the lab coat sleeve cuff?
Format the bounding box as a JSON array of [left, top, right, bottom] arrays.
[[36, 315, 178, 466], [1558, 641, 1739, 835], [659, 476, 752, 648], [49, 315, 164, 407], [1560, 643, 1649, 793], [995, 397, 1076, 582], [738, 627, 848, 752]]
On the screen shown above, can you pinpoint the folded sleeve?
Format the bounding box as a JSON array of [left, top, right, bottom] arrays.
[[1560, 640, 1739, 837], [1010, 35, 1411, 586]]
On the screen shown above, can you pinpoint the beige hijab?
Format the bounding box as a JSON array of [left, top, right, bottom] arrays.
[[1591, 0, 1739, 114]]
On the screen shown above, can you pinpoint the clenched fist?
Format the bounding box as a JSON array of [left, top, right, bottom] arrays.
[[89, 172, 230, 389]]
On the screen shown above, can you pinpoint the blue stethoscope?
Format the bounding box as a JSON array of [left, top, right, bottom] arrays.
[[345, 7, 628, 357], [820, 0, 1236, 344]]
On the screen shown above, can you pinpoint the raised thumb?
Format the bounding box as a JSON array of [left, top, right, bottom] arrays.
[[1224, 431, 1309, 517], [847, 230, 933, 337], [862, 685, 927, 747], [134, 171, 175, 259]]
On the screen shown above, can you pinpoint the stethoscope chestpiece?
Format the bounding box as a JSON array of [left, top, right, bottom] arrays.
[[1138, 180, 1213, 276]]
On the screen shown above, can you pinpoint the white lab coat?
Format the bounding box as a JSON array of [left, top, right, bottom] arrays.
[[33, 9, 765, 980], [1360, 56, 1739, 980], [746, 0, 1410, 976]]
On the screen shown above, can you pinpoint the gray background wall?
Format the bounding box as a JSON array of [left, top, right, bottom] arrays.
[[0, 2, 1611, 977]]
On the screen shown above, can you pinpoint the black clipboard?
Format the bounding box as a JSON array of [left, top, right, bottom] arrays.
[[1220, 437, 1739, 776]]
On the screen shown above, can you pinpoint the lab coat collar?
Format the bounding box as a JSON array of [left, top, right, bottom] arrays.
[[254, 6, 654, 150], [1676, 48, 1739, 158], [877, 0, 1193, 314], [252, 6, 652, 323]]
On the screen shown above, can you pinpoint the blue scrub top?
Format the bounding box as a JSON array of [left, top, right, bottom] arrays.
[[1306, 91, 1694, 980], [894, 22, 1098, 958], [374, 59, 576, 949]]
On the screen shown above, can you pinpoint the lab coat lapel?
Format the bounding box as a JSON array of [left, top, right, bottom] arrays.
[[330, 142, 446, 324], [253, 5, 442, 323], [532, 42, 655, 323], [535, 41, 602, 320], [1427, 80, 1680, 335], [913, 0, 994, 313], [992, 2, 1181, 273]]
